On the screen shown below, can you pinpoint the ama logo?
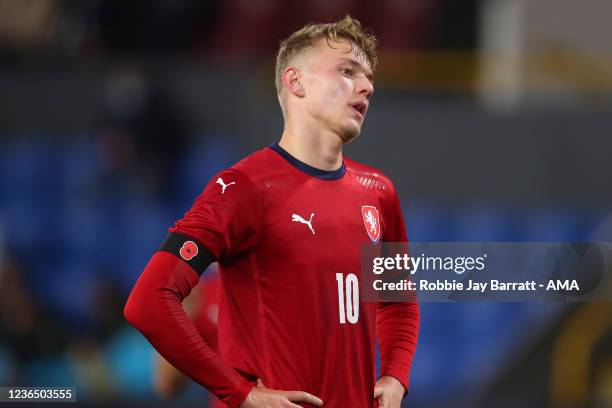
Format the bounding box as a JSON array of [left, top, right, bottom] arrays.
[[179, 241, 198, 261], [361, 205, 381, 244]]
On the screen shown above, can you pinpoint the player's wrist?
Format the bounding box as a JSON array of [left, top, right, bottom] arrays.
[[239, 386, 271, 408], [228, 381, 255, 408], [377, 374, 407, 397]]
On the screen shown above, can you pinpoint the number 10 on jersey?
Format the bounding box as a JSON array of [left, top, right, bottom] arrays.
[[336, 273, 359, 324]]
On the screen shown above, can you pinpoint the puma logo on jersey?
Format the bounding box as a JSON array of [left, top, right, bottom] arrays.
[[216, 177, 235, 194], [291, 212, 315, 235]]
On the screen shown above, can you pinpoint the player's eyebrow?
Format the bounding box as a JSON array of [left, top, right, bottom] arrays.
[[338, 58, 374, 83]]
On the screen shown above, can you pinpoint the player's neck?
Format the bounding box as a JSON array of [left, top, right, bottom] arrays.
[[278, 127, 343, 172]]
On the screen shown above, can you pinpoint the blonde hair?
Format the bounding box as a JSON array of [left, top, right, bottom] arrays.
[[275, 15, 378, 95]]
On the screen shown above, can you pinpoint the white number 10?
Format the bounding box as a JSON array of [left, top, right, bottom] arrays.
[[336, 273, 359, 324]]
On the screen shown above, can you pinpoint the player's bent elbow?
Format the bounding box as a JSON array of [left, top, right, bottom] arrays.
[[123, 288, 151, 333], [123, 295, 139, 328]]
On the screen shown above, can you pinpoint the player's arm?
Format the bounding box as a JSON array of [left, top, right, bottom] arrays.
[[125, 247, 322, 408], [375, 300, 420, 406], [154, 288, 200, 398], [124, 236, 253, 407], [374, 184, 421, 408]]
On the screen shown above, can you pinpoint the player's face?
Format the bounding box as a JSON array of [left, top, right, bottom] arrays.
[[301, 38, 374, 143]]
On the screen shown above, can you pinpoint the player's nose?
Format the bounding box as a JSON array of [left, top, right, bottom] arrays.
[[357, 75, 374, 100]]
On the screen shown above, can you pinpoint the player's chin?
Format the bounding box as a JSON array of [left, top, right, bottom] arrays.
[[339, 122, 362, 144]]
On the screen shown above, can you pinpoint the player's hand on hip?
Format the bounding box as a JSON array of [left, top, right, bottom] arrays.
[[373, 376, 405, 408], [240, 379, 323, 407]]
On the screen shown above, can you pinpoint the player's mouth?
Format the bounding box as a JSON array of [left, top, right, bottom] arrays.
[[350, 101, 367, 119]]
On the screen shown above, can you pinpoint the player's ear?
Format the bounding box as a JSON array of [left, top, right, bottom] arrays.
[[282, 67, 305, 97]]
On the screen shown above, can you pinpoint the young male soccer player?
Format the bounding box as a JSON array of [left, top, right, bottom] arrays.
[[125, 16, 419, 408]]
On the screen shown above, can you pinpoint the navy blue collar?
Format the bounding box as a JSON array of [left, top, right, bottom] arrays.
[[270, 143, 346, 180]]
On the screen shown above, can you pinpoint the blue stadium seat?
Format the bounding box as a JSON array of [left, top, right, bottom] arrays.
[[451, 206, 514, 241], [37, 261, 97, 327], [518, 208, 583, 241], [403, 201, 448, 242], [179, 135, 243, 202], [114, 200, 173, 291]]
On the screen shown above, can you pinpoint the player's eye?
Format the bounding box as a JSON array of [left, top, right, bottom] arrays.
[[340, 68, 354, 76]]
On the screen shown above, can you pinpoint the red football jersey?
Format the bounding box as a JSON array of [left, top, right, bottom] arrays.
[[170, 143, 418, 407]]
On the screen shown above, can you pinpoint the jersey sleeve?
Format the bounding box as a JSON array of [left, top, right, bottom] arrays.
[[125, 169, 262, 407], [381, 181, 408, 243], [124, 251, 253, 407], [377, 181, 420, 393], [170, 168, 262, 262]]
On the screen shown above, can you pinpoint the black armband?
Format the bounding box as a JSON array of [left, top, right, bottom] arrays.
[[158, 232, 214, 275]]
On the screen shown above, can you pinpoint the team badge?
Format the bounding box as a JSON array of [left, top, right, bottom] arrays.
[[179, 241, 199, 261], [361, 205, 381, 244]]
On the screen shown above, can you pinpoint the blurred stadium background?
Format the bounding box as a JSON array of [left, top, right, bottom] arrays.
[[1, 0, 611, 407]]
